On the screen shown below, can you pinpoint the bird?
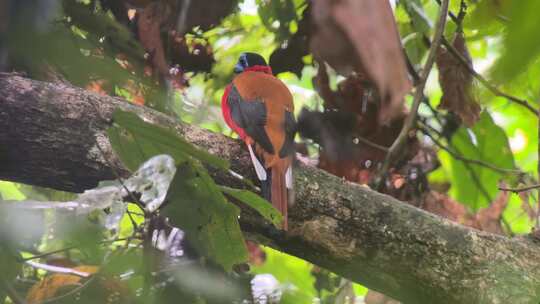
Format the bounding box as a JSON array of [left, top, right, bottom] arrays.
[[221, 52, 296, 230]]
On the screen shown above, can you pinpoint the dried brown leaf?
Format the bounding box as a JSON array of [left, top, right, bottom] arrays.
[[246, 240, 266, 266], [365, 290, 400, 304], [423, 190, 509, 235], [423, 191, 468, 222], [27, 266, 99, 303], [436, 33, 481, 127], [310, 0, 412, 123], [471, 189, 509, 235]]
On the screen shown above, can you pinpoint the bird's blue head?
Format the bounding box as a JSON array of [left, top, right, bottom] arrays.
[[234, 52, 269, 74]]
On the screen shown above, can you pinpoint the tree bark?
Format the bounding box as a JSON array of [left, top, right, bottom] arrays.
[[1, 73, 540, 303]]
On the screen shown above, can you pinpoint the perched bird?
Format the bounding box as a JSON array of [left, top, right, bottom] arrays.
[[221, 52, 296, 230]]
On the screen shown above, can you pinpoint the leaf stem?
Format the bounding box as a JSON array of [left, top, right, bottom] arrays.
[[498, 184, 540, 193]]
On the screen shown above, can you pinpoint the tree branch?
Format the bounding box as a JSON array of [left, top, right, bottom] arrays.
[[2, 74, 540, 303]]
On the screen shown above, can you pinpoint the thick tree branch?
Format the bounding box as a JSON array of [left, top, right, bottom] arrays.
[[1, 74, 540, 303]]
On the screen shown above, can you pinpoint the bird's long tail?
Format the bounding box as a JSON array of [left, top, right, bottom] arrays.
[[247, 144, 292, 230], [270, 165, 288, 230]]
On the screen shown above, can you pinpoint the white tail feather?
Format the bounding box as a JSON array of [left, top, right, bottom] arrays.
[[247, 144, 267, 181], [285, 166, 293, 189]]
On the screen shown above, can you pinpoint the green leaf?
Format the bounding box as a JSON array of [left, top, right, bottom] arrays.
[[0, 246, 21, 303], [464, 0, 507, 37], [257, 0, 297, 41], [108, 110, 229, 171], [443, 112, 515, 210], [401, 0, 432, 35], [0, 181, 26, 200], [219, 186, 283, 227], [492, 1, 540, 82], [163, 162, 247, 272], [252, 247, 317, 303], [107, 125, 148, 171]]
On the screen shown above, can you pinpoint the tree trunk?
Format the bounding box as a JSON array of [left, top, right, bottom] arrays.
[[1, 73, 539, 303]]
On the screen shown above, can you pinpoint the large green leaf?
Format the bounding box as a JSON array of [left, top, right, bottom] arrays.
[[443, 112, 515, 210], [401, 0, 432, 35], [252, 247, 316, 303], [0, 246, 21, 303], [219, 186, 283, 227], [492, 1, 540, 82], [257, 0, 298, 41], [107, 110, 229, 171], [163, 162, 248, 272]]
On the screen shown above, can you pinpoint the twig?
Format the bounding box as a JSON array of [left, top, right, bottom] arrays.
[[499, 184, 540, 193], [22, 237, 133, 261], [354, 136, 389, 152], [420, 125, 521, 175], [377, 0, 450, 185], [94, 140, 147, 212], [125, 209, 139, 231]]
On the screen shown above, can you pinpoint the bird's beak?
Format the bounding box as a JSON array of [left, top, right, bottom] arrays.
[[234, 63, 244, 74]]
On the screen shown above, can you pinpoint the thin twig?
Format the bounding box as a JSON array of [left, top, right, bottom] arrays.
[[22, 237, 134, 261], [125, 209, 139, 231], [377, 0, 450, 185], [94, 140, 147, 212], [499, 184, 540, 193], [420, 126, 521, 175], [354, 136, 389, 152]]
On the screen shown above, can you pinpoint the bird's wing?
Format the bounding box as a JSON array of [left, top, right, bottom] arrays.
[[226, 84, 274, 154], [279, 110, 296, 158]]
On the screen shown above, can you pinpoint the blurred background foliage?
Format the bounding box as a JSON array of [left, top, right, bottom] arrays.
[[1, 0, 540, 302]]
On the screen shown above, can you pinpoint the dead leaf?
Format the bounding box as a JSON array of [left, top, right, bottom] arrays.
[[310, 0, 412, 123], [436, 32, 481, 127], [471, 189, 509, 235], [27, 265, 133, 304], [365, 290, 400, 304], [246, 240, 266, 266], [86, 80, 108, 95], [423, 189, 509, 235], [391, 175, 406, 189], [422, 191, 468, 222]]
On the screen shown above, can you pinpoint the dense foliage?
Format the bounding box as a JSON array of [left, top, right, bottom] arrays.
[[1, 0, 540, 302]]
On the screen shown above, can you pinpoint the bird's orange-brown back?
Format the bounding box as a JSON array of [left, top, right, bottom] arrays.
[[232, 71, 294, 162]]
